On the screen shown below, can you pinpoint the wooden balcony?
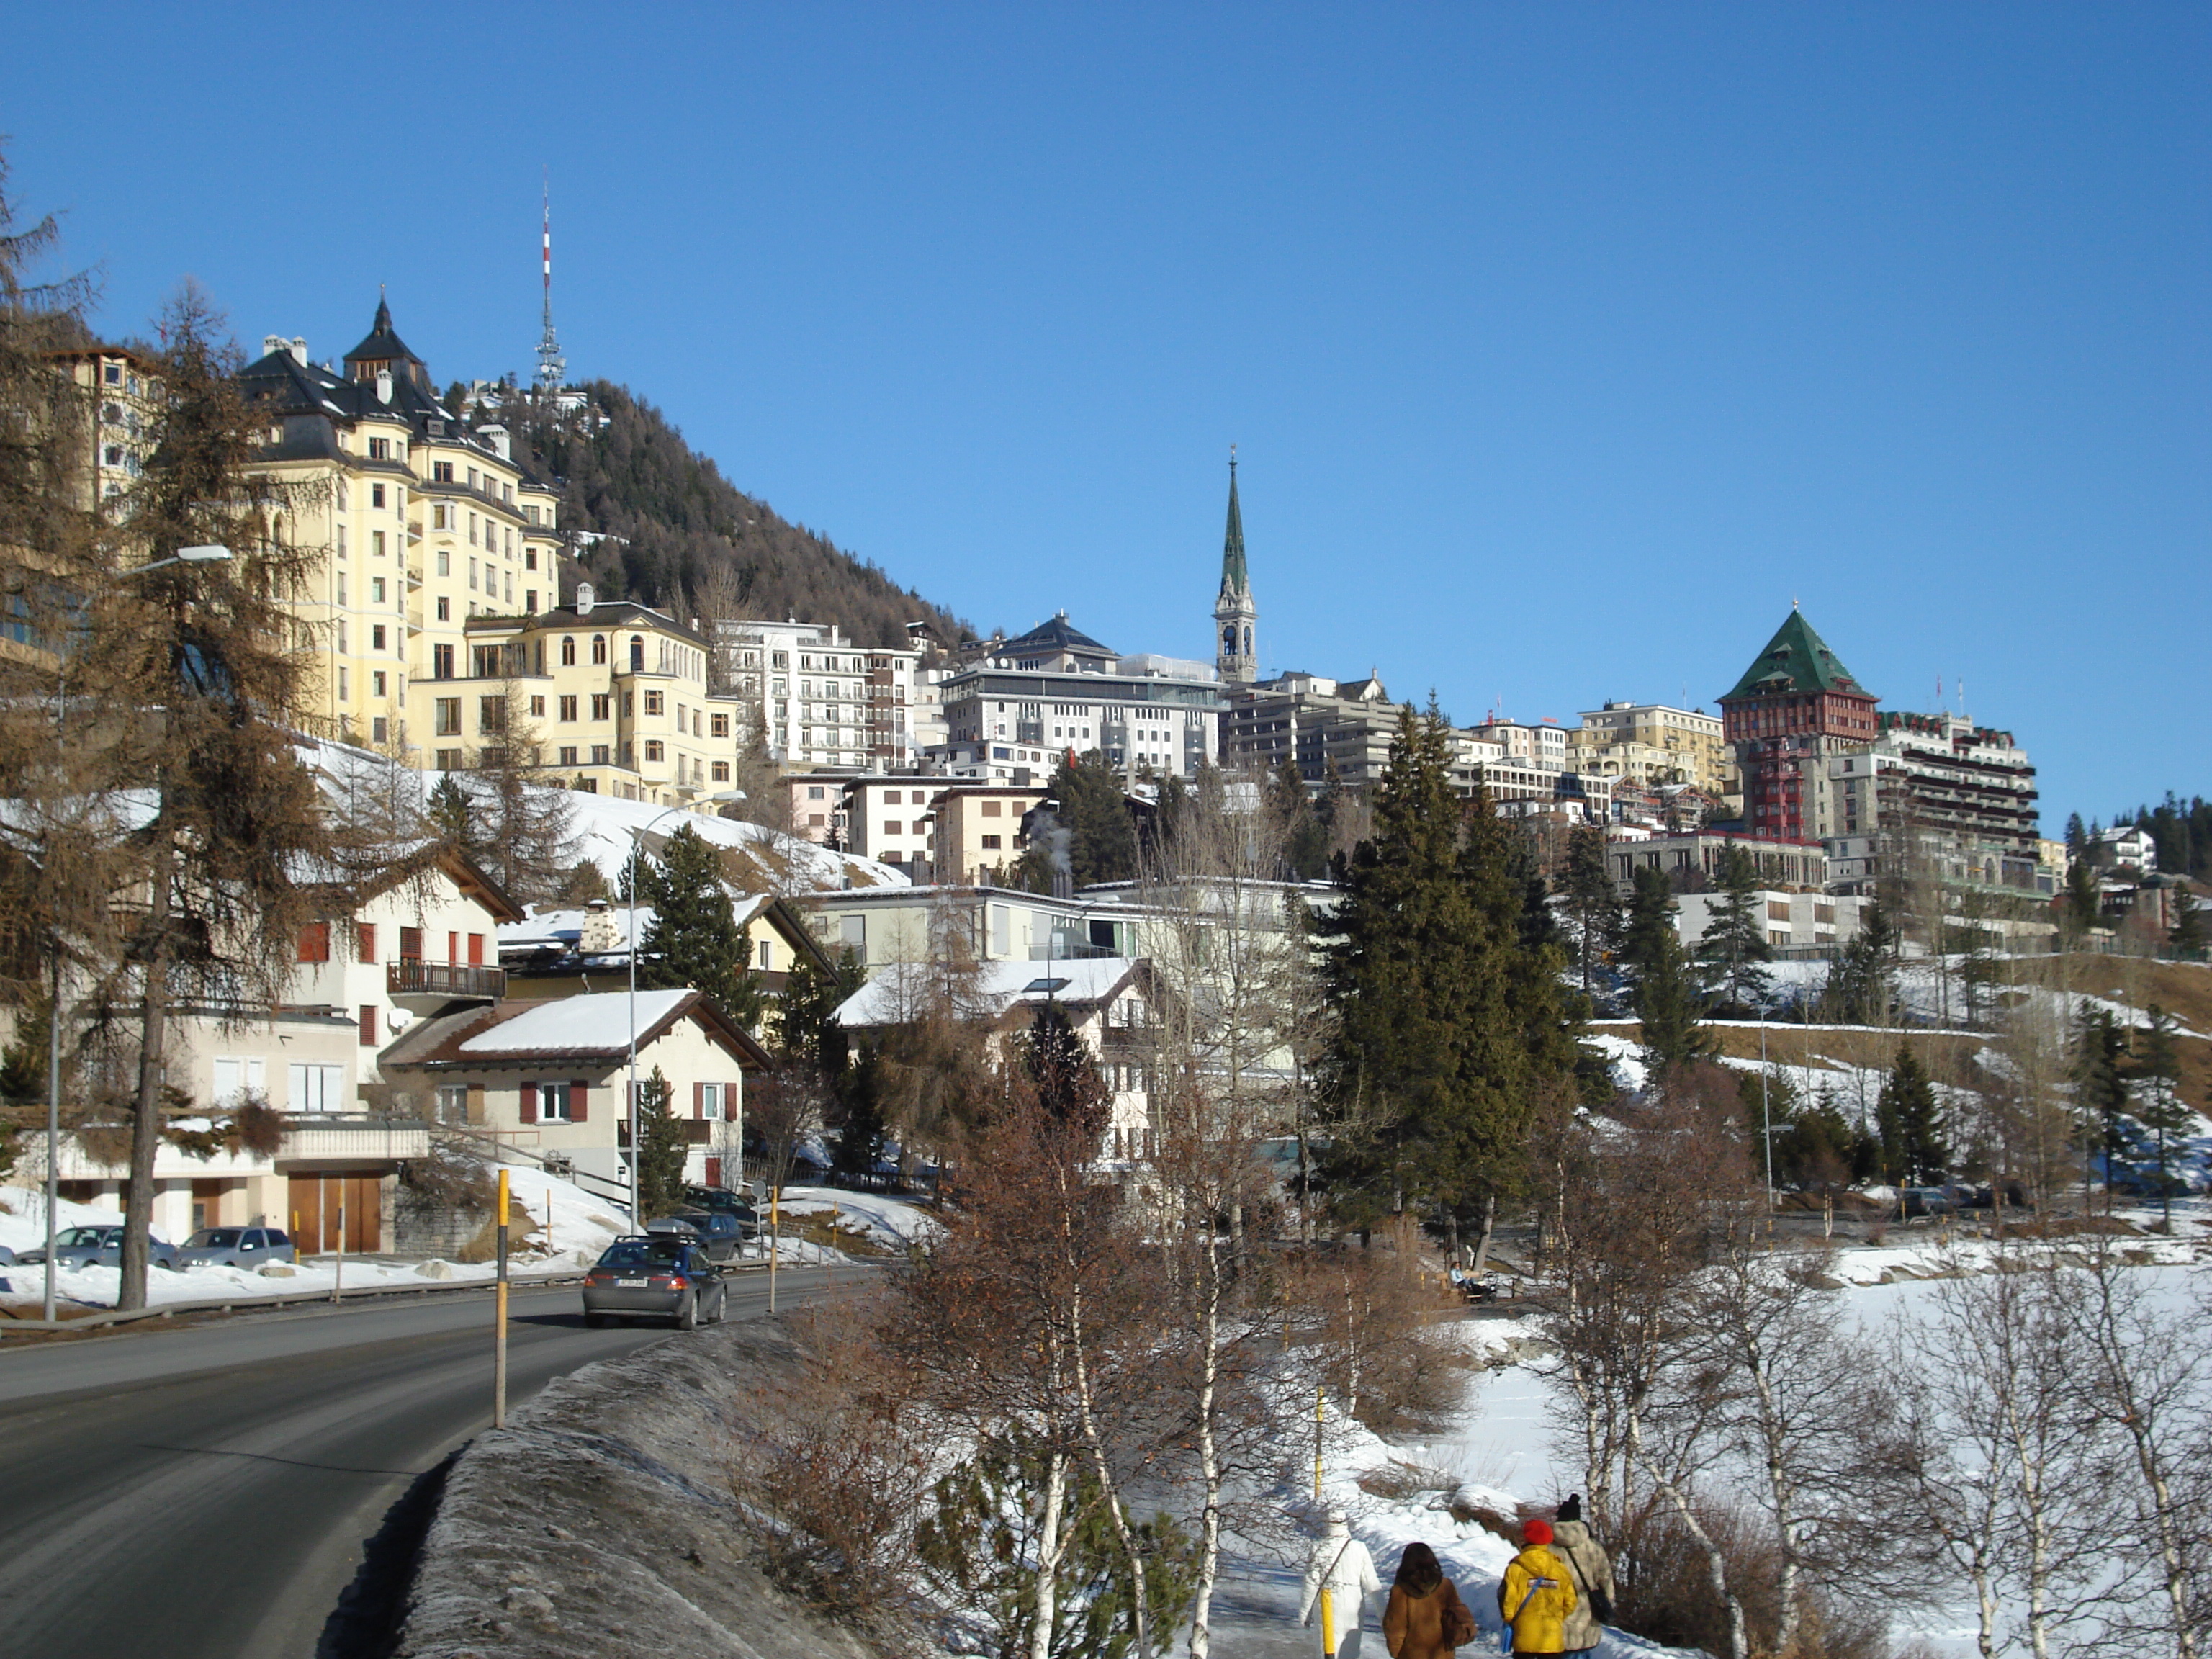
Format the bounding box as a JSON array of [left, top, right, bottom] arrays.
[[386, 959, 505, 1008]]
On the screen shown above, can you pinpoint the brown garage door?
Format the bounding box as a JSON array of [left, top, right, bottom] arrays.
[[287, 1173, 381, 1254]]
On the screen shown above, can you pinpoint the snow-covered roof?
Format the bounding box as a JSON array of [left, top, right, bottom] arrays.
[[457, 989, 689, 1055], [835, 956, 1141, 1028]]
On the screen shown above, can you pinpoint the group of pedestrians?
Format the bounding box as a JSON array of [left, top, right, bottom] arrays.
[[1298, 1494, 1615, 1658]]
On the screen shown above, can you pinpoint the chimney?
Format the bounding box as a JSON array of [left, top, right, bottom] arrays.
[[480, 423, 511, 460], [375, 367, 393, 405], [575, 580, 595, 616], [290, 337, 309, 365], [578, 899, 623, 955], [261, 335, 287, 359]]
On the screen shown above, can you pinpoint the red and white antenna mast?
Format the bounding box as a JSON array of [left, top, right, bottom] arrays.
[[535, 170, 567, 391]]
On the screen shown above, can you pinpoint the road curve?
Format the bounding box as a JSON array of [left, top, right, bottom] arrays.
[[0, 1269, 839, 1659]]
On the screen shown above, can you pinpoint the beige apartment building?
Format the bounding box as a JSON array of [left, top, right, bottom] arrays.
[[1571, 701, 1737, 800]]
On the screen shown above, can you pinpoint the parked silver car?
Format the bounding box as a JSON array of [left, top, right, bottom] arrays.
[[174, 1226, 297, 1268], [15, 1225, 178, 1270]]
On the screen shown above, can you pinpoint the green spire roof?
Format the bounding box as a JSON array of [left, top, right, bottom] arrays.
[[1722, 610, 1869, 701], [1219, 457, 1248, 598]]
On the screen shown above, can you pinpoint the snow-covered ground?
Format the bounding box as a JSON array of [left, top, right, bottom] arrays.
[[775, 1185, 944, 1251], [0, 1163, 635, 1312], [1254, 1246, 2208, 1659]]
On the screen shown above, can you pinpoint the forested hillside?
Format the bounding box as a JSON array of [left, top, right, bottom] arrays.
[[490, 381, 971, 648]]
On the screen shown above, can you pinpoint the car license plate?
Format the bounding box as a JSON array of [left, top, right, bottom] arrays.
[[617, 1277, 647, 1287]]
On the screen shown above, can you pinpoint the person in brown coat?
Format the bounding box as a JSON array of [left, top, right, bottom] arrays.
[[1382, 1541, 1476, 1658]]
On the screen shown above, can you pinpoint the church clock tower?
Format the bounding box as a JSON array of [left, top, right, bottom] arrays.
[[1213, 451, 1258, 683]]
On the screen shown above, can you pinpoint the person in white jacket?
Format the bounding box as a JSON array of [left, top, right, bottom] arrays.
[[1298, 1508, 1382, 1657]]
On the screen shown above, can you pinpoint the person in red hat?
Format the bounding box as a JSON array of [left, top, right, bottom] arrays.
[[1495, 1517, 1577, 1655]]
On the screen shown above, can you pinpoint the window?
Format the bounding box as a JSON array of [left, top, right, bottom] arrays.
[[590, 744, 610, 764], [526, 548, 538, 570], [711, 761, 730, 782], [434, 1084, 468, 1125], [436, 597, 451, 622], [644, 740, 664, 763], [711, 713, 729, 739], [884, 822, 902, 837], [372, 530, 387, 558], [698, 1082, 725, 1122], [372, 716, 388, 743], [525, 590, 538, 613], [433, 698, 461, 736], [297, 921, 331, 963], [472, 644, 501, 678], [356, 923, 377, 963], [644, 690, 664, 716], [559, 694, 578, 721], [629, 636, 644, 671], [480, 698, 505, 734], [290, 1063, 344, 1115], [436, 548, 450, 576], [370, 625, 386, 652], [435, 748, 461, 770], [558, 745, 578, 766], [529, 696, 546, 718], [371, 482, 387, 505], [592, 634, 608, 665], [104, 361, 121, 385], [212, 1056, 266, 1105], [372, 670, 387, 697], [370, 577, 387, 604], [982, 800, 1002, 817], [432, 461, 454, 482], [560, 636, 577, 666], [359, 1005, 378, 1046], [591, 693, 611, 720], [982, 834, 1002, 850], [534, 1081, 573, 1123], [468, 557, 478, 590]]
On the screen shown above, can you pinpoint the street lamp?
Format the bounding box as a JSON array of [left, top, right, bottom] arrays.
[[624, 791, 745, 1226], [42, 544, 233, 1319]]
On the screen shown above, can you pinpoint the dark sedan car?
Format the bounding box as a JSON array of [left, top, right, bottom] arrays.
[[582, 1236, 727, 1330], [647, 1207, 747, 1262]]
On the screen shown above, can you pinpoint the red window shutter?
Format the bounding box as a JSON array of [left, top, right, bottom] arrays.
[[446, 931, 459, 964], [693, 1081, 705, 1119], [468, 932, 485, 966], [520, 1083, 538, 1124], [298, 922, 330, 963], [399, 927, 423, 962], [356, 922, 377, 964], [358, 1005, 377, 1046], [570, 1080, 588, 1124]]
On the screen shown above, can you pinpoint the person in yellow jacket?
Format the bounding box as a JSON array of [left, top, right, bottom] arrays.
[[1494, 1519, 1578, 1656]]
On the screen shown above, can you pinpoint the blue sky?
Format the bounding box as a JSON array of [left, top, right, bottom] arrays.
[[6, 4, 2205, 827]]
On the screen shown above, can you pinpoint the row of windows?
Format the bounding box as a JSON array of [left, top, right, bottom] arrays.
[[299, 921, 485, 966]]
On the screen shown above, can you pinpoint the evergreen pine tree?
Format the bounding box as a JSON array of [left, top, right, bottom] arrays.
[[2064, 811, 2087, 856], [2169, 888, 2207, 961], [2128, 1005, 2190, 1228], [1317, 706, 1571, 1226], [635, 824, 760, 1029], [833, 1043, 891, 1178], [1560, 823, 1618, 1001], [1696, 840, 1773, 1016], [1821, 899, 1897, 1025], [632, 1066, 689, 1220], [1633, 922, 1714, 1076], [1017, 999, 1110, 1138], [1270, 752, 1330, 881], [1874, 1046, 1948, 1187], [2072, 1006, 2131, 1204], [2064, 859, 2102, 944], [1048, 749, 1136, 887], [1618, 865, 1679, 981], [426, 774, 476, 853]]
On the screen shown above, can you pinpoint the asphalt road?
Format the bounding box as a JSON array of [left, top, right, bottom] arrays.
[[0, 1267, 840, 1659]]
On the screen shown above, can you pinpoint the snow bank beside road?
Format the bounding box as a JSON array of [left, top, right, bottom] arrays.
[[775, 1186, 943, 1251]]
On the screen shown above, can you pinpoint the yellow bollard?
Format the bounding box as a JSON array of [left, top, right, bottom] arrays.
[[493, 1169, 510, 1427], [1318, 1585, 1336, 1658]]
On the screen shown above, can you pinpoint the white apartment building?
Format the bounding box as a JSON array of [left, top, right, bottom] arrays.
[[716, 619, 947, 772]]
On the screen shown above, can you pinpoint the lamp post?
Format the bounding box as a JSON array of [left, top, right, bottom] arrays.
[[624, 791, 745, 1226], [43, 545, 232, 1321]]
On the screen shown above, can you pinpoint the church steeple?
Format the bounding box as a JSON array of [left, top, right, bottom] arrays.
[[1213, 448, 1258, 683]]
